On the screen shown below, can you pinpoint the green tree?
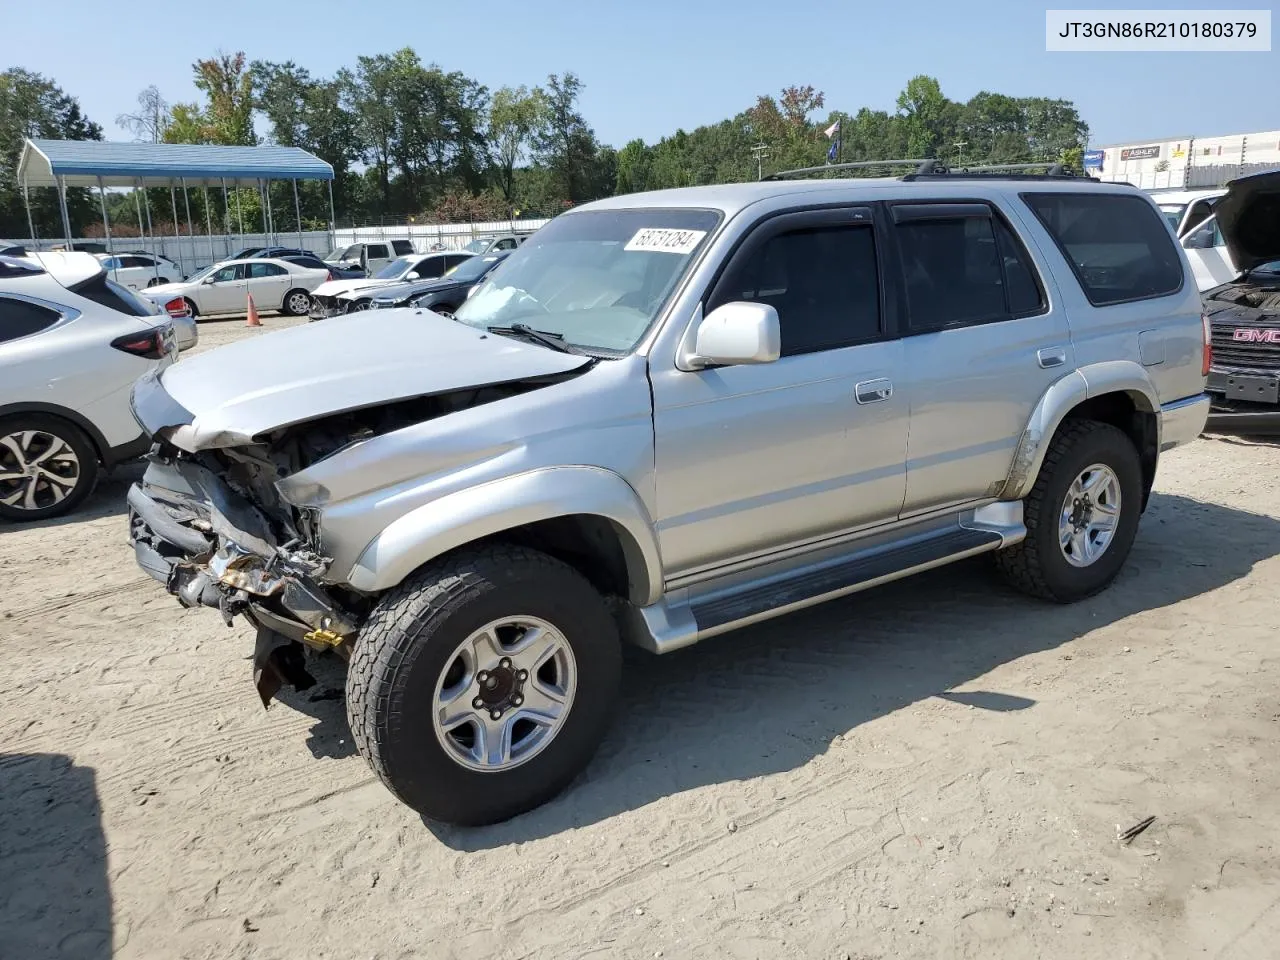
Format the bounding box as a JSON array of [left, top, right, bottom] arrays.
[[489, 85, 548, 202], [193, 52, 255, 146], [534, 72, 606, 205], [0, 68, 103, 239]]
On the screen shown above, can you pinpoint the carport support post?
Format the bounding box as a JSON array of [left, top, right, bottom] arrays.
[[134, 181, 156, 284], [169, 185, 180, 273], [264, 181, 275, 247], [22, 179, 36, 249], [97, 176, 116, 280], [181, 179, 195, 269], [142, 186, 157, 277], [57, 175, 73, 250], [258, 179, 269, 247], [327, 179, 335, 253], [202, 186, 215, 266], [292, 178, 303, 249], [233, 181, 244, 237]]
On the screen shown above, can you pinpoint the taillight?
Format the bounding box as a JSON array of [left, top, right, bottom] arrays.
[[1201, 312, 1212, 377], [111, 326, 167, 360], [163, 297, 190, 319]]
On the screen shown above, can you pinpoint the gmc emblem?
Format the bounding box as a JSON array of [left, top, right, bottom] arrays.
[[1232, 328, 1280, 343]]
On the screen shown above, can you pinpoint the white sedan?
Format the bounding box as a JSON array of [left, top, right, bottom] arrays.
[[142, 257, 330, 319], [97, 251, 185, 290]]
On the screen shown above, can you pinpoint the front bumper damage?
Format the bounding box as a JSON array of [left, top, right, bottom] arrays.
[[127, 456, 360, 706]]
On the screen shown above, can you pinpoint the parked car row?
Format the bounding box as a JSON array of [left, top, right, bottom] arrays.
[[309, 250, 474, 318]]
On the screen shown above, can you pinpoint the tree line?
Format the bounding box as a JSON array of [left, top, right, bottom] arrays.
[[0, 54, 1089, 241]]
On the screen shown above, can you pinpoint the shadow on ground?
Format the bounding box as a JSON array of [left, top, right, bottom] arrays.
[[262, 491, 1280, 847], [0, 754, 111, 960], [432, 491, 1280, 847], [274, 652, 358, 760]]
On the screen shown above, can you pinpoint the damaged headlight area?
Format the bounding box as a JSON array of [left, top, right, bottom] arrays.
[[128, 451, 364, 707]]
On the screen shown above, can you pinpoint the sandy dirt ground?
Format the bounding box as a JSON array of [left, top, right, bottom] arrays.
[[3, 315, 1280, 960]]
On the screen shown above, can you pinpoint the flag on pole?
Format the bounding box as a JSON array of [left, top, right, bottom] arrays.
[[824, 120, 842, 164]]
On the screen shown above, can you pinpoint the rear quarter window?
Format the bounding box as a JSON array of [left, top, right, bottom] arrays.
[[1020, 192, 1184, 307], [0, 296, 63, 342], [391, 240, 414, 255]]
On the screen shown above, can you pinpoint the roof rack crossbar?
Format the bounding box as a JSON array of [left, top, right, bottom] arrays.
[[763, 158, 937, 181]]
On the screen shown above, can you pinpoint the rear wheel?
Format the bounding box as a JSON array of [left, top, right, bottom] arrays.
[[995, 419, 1143, 602], [146, 276, 170, 287], [0, 415, 100, 522], [350, 298, 372, 312], [282, 289, 311, 316], [346, 545, 622, 825], [182, 297, 199, 319]]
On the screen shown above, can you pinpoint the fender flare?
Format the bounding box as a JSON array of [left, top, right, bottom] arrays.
[[346, 465, 664, 604], [1000, 360, 1160, 501]]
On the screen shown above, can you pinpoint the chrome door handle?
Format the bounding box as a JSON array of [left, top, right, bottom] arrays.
[[1037, 347, 1067, 369], [855, 378, 893, 404]]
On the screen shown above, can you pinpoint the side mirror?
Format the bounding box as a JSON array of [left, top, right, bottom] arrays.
[[1184, 225, 1215, 250], [203, 276, 217, 284], [691, 301, 781, 367], [406, 272, 420, 281]]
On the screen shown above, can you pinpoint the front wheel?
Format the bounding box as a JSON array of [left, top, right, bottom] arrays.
[[995, 419, 1143, 602], [282, 289, 311, 316], [346, 545, 622, 825], [146, 276, 171, 287]]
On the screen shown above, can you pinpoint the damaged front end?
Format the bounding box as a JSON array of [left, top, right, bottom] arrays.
[[128, 452, 363, 706]]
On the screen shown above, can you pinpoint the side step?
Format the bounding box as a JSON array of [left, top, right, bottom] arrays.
[[627, 505, 1023, 654]]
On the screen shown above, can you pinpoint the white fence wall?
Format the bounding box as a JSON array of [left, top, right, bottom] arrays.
[[1092, 129, 1280, 189], [27, 218, 552, 278]]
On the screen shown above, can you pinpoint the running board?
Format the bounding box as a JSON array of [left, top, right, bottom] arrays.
[[626, 503, 1024, 654]]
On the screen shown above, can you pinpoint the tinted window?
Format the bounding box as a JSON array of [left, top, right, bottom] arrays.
[[1021, 193, 1184, 306], [248, 262, 285, 278], [287, 255, 326, 270], [211, 265, 240, 283], [896, 215, 1006, 330], [367, 244, 389, 259], [413, 258, 445, 279], [496, 238, 517, 250], [446, 253, 472, 268], [994, 217, 1046, 317], [67, 274, 154, 316], [0, 297, 62, 342], [713, 224, 881, 356], [392, 240, 414, 255], [122, 255, 153, 268]]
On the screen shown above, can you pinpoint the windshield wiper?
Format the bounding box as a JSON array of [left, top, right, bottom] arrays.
[[487, 323, 576, 354]]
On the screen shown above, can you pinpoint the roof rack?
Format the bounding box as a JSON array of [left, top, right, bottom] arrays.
[[903, 161, 1106, 183], [762, 158, 937, 181]]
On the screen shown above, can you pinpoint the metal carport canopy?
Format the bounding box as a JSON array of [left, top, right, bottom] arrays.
[[17, 139, 334, 188]]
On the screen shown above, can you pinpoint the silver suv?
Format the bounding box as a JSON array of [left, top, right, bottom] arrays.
[[128, 164, 1210, 825]]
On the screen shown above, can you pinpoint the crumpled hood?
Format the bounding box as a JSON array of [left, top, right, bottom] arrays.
[[311, 277, 396, 299], [149, 310, 591, 450], [1214, 170, 1280, 276]]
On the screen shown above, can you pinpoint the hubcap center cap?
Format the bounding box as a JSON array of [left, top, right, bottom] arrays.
[[472, 658, 528, 715], [1069, 496, 1093, 531]]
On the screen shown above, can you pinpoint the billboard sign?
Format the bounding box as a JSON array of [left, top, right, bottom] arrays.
[[1120, 145, 1162, 162]]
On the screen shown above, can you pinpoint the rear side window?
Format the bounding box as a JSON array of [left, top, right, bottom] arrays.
[[0, 297, 62, 343], [68, 273, 153, 316], [414, 258, 445, 279], [392, 240, 414, 255], [711, 222, 881, 356], [1021, 192, 1184, 306], [288, 256, 325, 270], [368, 244, 389, 259], [893, 203, 1046, 332], [248, 262, 285, 278]]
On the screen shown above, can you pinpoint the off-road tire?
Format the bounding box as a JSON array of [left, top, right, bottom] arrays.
[[0, 414, 99, 522], [995, 419, 1143, 603], [346, 544, 622, 825]]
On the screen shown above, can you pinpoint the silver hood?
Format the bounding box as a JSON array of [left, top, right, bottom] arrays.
[[140, 309, 591, 450]]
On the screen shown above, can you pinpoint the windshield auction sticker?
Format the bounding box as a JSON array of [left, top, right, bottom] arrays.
[[1046, 9, 1271, 50], [625, 228, 708, 255]]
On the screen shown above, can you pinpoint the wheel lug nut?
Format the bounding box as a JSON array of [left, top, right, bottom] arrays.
[[512, 695, 523, 706], [473, 697, 484, 709], [476, 670, 488, 682], [489, 709, 502, 721], [499, 657, 512, 668], [516, 669, 528, 681]]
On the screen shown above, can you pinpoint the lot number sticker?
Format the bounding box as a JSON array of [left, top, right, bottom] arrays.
[[625, 228, 707, 255]]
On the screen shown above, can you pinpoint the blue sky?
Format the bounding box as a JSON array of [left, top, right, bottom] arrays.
[[3, 0, 1276, 149]]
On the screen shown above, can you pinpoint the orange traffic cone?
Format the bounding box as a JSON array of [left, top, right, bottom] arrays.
[[245, 292, 261, 327]]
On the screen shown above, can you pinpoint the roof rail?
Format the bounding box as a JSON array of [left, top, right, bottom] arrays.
[[762, 158, 937, 181], [902, 161, 1106, 183]]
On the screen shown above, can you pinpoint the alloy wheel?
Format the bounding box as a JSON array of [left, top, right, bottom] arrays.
[[0, 430, 82, 512], [1058, 463, 1122, 568]]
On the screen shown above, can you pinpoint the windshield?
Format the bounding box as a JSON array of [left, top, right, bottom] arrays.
[[374, 256, 416, 280], [461, 238, 491, 254], [453, 209, 720, 353], [326, 244, 361, 262], [185, 264, 219, 283]]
